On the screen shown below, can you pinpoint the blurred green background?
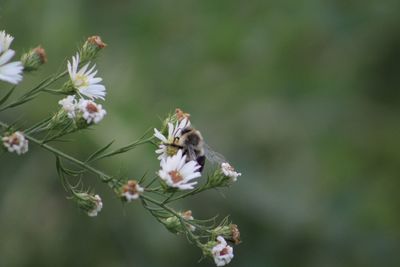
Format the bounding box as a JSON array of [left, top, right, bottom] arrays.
[[1, 0, 400, 266]]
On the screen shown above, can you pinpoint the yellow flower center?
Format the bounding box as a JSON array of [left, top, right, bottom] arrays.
[[166, 145, 179, 156], [74, 74, 89, 87]]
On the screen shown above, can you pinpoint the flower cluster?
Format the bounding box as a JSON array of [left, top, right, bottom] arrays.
[[154, 110, 241, 191], [58, 95, 106, 125], [2, 131, 29, 155], [0, 30, 23, 84], [57, 49, 107, 127], [0, 29, 243, 266]]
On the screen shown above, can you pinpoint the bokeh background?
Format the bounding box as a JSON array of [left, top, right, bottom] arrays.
[[1, 0, 400, 266]]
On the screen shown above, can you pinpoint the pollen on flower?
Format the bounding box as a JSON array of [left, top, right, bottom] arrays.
[[2, 131, 29, 155], [86, 102, 98, 113], [169, 170, 183, 184]]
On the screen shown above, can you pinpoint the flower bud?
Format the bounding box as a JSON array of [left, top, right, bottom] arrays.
[[80, 35, 107, 62], [162, 215, 181, 234], [72, 192, 103, 217], [162, 210, 195, 234], [207, 163, 241, 188], [21, 46, 47, 71]]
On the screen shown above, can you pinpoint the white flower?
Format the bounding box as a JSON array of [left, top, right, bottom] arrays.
[[87, 194, 103, 217], [2, 131, 28, 155], [158, 149, 201, 190], [212, 236, 234, 266], [154, 118, 190, 160], [58, 95, 77, 118], [0, 31, 23, 85], [77, 99, 106, 124], [122, 180, 144, 202], [67, 53, 106, 100], [221, 163, 241, 182], [0, 31, 14, 53]]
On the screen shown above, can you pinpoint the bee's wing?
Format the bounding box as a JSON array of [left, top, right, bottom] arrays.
[[186, 144, 198, 161], [203, 143, 227, 164]]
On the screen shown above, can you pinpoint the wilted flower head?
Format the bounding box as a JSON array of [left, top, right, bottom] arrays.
[[2, 131, 29, 155], [175, 108, 190, 122], [73, 192, 103, 217], [221, 163, 241, 182], [87, 194, 103, 217], [77, 99, 106, 125], [158, 149, 201, 190], [211, 236, 234, 266], [0, 30, 23, 85], [86, 36, 107, 49], [80, 35, 107, 62], [154, 118, 190, 160], [67, 53, 106, 100], [230, 224, 241, 245], [58, 95, 77, 119], [212, 223, 241, 245], [182, 210, 196, 232], [121, 180, 144, 202], [21, 45, 47, 71]]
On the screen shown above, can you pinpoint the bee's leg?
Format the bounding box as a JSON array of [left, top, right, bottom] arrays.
[[197, 155, 206, 172]]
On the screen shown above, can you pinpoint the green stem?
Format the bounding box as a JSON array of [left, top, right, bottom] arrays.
[[0, 120, 108, 181], [0, 119, 205, 251], [0, 70, 68, 112]]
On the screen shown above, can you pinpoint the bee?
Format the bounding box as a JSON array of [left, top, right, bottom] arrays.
[[173, 126, 226, 172]]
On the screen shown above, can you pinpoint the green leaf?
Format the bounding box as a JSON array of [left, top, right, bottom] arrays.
[[85, 139, 115, 163], [0, 86, 16, 106]]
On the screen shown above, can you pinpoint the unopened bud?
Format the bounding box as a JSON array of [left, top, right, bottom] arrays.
[[80, 35, 107, 62], [162, 210, 195, 234], [21, 46, 47, 71]]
